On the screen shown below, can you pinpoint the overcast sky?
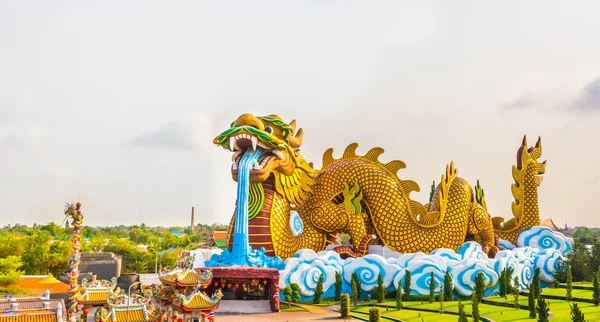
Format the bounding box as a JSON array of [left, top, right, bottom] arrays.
[[1, 1, 599, 228]]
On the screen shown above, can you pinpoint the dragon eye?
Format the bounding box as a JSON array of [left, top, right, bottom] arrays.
[[264, 126, 273, 134]]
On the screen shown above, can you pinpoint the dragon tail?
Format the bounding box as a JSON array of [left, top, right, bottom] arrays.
[[491, 135, 546, 244]]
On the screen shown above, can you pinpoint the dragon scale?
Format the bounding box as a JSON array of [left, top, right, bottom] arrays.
[[215, 114, 546, 259]]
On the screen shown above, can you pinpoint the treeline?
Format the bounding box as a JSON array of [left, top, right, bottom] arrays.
[[0, 222, 228, 280]]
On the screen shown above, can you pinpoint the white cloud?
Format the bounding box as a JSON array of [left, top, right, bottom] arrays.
[[502, 76, 600, 112], [127, 114, 213, 150]]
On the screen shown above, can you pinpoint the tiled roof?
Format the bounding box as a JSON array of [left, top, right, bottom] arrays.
[[181, 292, 219, 310], [0, 299, 65, 316], [0, 310, 58, 322], [14, 277, 69, 295], [78, 291, 109, 305], [112, 310, 155, 322]]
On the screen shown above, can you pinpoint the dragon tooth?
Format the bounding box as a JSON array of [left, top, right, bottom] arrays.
[[229, 137, 236, 151], [232, 150, 242, 161], [273, 149, 285, 160], [251, 136, 258, 151], [232, 160, 237, 170]]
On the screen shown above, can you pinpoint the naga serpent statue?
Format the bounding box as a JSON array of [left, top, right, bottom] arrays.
[[64, 202, 83, 321], [213, 114, 546, 259]]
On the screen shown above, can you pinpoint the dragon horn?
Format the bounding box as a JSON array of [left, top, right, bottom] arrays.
[[522, 135, 528, 147], [535, 136, 542, 149], [289, 119, 297, 133], [289, 128, 303, 148]]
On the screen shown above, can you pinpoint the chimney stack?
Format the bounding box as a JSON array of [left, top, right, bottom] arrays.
[[191, 207, 195, 233]]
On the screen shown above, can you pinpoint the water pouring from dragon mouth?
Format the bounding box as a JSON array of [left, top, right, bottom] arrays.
[[230, 148, 264, 265]]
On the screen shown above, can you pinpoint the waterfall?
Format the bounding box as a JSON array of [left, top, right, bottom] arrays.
[[230, 149, 263, 265]]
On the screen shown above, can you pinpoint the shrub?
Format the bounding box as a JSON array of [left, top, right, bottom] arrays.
[[395, 279, 402, 310], [474, 272, 485, 300], [457, 301, 468, 322], [570, 303, 587, 322], [335, 271, 342, 301], [374, 273, 386, 303], [313, 274, 324, 304], [340, 294, 350, 319], [472, 294, 480, 322], [351, 277, 359, 305], [499, 268, 507, 298], [528, 282, 537, 319], [403, 270, 411, 301], [352, 271, 362, 298], [443, 270, 453, 301], [438, 284, 444, 314], [536, 296, 550, 322], [429, 271, 435, 303], [566, 265, 573, 301], [593, 272, 600, 306], [532, 267, 541, 298], [368, 307, 380, 322], [290, 283, 300, 303], [283, 285, 292, 303]]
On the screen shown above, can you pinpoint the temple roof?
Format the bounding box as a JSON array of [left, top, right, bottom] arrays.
[[78, 278, 117, 305], [0, 312, 59, 322], [179, 290, 222, 311], [159, 269, 213, 288], [13, 276, 69, 296]]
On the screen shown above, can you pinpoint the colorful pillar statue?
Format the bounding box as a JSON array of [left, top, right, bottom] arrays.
[[64, 202, 83, 321]]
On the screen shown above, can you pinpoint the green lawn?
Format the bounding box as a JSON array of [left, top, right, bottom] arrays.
[[350, 297, 600, 321], [353, 306, 458, 322], [540, 287, 594, 299]]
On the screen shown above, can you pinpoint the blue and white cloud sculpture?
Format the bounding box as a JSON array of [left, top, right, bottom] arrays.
[[277, 225, 571, 300]]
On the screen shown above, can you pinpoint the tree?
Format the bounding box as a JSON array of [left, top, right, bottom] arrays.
[[403, 270, 411, 301], [499, 268, 507, 298], [474, 272, 485, 300], [472, 294, 480, 322], [283, 286, 292, 307], [335, 271, 342, 301], [532, 267, 541, 299], [313, 274, 324, 304], [570, 303, 587, 322], [395, 279, 402, 310], [528, 282, 537, 318], [568, 240, 592, 282], [506, 266, 514, 290], [573, 227, 596, 244], [351, 276, 359, 305], [291, 283, 300, 303], [590, 239, 600, 274], [457, 301, 468, 322], [0, 256, 24, 294], [513, 284, 520, 310], [567, 265, 573, 301], [352, 271, 362, 300], [438, 284, 444, 314], [443, 270, 453, 301], [593, 272, 600, 306], [555, 258, 569, 283], [429, 271, 435, 303], [368, 307, 380, 322], [374, 273, 386, 303], [536, 296, 550, 322], [340, 294, 350, 318]]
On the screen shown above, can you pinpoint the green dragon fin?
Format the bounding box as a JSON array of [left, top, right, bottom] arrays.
[[474, 180, 488, 212], [342, 181, 363, 215], [429, 181, 436, 202]]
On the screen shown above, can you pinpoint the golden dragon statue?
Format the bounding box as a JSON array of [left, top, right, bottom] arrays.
[[213, 114, 546, 259]]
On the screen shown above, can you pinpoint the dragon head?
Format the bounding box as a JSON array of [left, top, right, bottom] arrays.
[[214, 113, 312, 183]]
